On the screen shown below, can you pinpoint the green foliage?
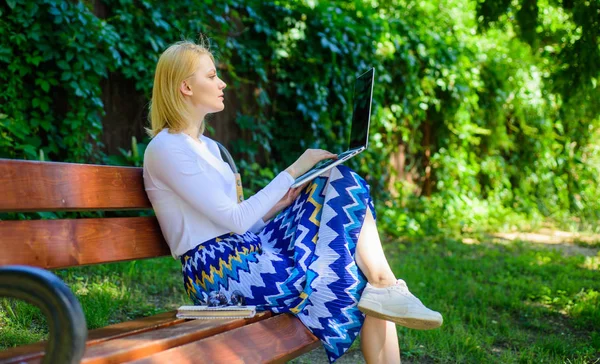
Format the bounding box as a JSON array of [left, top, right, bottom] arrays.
[[1, 0, 598, 235], [477, 0, 600, 99], [103, 136, 146, 167], [0, 0, 120, 162]]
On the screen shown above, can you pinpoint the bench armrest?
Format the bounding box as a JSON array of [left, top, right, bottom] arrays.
[[0, 266, 87, 364]]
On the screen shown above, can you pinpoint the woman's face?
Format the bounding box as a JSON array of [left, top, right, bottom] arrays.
[[183, 54, 227, 115]]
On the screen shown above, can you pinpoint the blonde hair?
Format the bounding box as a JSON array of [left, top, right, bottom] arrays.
[[147, 40, 215, 137]]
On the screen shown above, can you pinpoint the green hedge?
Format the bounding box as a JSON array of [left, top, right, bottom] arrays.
[[1, 0, 599, 235]]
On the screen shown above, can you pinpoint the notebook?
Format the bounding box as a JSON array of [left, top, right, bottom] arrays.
[[291, 67, 375, 188], [176, 305, 256, 319]]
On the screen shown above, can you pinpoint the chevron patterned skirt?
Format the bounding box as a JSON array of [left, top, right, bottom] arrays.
[[180, 165, 375, 363]]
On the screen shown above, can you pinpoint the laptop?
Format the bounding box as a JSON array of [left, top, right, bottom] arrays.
[[291, 67, 375, 188]]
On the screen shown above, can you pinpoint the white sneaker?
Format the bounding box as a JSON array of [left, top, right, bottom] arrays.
[[358, 279, 443, 330]]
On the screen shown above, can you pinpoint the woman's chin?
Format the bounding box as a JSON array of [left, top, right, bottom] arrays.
[[208, 104, 225, 114]]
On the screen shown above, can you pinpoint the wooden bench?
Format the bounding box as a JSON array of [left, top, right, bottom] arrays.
[[0, 148, 319, 363]]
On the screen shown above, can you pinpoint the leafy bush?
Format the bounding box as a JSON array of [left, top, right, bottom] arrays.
[[1, 0, 598, 235]]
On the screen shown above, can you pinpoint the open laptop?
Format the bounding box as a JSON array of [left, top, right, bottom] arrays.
[[291, 67, 375, 188]]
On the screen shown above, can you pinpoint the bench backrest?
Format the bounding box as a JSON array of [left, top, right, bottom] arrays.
[[0, 159, 169, 269]]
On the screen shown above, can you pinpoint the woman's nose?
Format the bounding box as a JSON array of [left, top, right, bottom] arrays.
[[220, 81, 227, 89]]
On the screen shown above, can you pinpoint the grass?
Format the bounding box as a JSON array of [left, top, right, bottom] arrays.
[[574, 238, 600, 250], [386, 237, 599, 363], [0, 258, 186, 347], [1, 237, 599, 363]]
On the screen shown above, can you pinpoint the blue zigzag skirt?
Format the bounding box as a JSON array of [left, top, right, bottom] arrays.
[[180, 165, 375, 363]]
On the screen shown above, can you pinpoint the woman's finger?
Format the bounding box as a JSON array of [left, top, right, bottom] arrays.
[[320, 149, 337, 157], [287, 187, 299, 198], [292, 187, 302, 196], [319, 155, 337, 163], [299, 181, 311, 190]]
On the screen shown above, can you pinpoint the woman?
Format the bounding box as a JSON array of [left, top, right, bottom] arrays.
[[143, 41, 442, 364]]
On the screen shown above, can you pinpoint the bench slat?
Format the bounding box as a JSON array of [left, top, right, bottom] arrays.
[[0, 159, 150, 212], [127, 314, 320, 364], [0, 312, 184, 364], [16, 312, 272, 364], [0, 217, 169, 269], [80, 311, 272, 364]]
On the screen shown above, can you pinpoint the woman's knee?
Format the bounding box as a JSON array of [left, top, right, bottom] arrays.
[[317, 165, 361, 182], [333, 165, 372, 197], [335, 165, 367, 183], [315, 165, 373, 202]]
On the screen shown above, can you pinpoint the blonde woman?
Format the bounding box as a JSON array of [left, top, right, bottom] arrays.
[[143, 41, 442, 364]]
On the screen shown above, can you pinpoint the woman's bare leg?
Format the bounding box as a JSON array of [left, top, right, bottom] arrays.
[[355, 205, 402, 363], [319, 168, 395, 286], [355, 205, 397, 288], [321, 168, 401, 362], [361, 317, 401, 364]]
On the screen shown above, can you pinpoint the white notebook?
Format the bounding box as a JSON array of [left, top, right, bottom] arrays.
[[176, 305, 256, 319]]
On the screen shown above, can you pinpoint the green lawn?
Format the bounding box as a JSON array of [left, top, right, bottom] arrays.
[[387, 237, 599, 363], [1, 237, 598, 363]]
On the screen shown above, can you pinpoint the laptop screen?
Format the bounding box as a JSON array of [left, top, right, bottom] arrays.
[[348, 68, 375, 150]]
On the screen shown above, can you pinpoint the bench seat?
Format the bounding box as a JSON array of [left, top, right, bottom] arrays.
[[0, 310, 319, 364], [0, 157, 319, 363]]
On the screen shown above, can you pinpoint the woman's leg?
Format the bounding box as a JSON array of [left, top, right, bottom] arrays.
[[361, 317, 401, 364], [355, 205, 401, 363], [319, 168, 395, 286], [354, 201, 443, 334], [355, 205, 397, 288], [318, 166, 394, 286]]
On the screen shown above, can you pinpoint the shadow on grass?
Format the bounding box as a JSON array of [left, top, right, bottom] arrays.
[[385, 237, 600, 363]]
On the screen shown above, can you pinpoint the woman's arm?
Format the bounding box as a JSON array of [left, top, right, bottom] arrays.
[[260, 149, 338, 222], [261, 185, 306, 222], [146, 145, 294, 234]]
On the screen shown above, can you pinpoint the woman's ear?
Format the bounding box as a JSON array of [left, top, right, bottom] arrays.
[[180, 80, 193, 96]]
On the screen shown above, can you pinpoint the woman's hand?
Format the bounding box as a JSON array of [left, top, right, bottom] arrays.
[[262, 183, 308, 221], [264, 148, 335, 222], [285, 149, 338, 179]]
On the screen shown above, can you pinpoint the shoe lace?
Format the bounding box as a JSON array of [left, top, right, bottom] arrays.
[[392, 279, 408, 289], [390, 280, 423, 303]]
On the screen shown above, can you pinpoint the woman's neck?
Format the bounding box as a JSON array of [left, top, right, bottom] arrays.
[[182, 104, 206, 140], [183, 126, 200, 138], [182, 120, 204, 140]]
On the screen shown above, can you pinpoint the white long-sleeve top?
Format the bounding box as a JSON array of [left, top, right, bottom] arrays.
[[143, 129, 294, 258]]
